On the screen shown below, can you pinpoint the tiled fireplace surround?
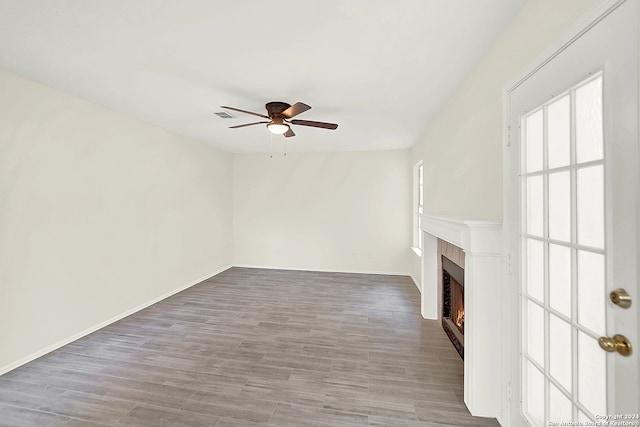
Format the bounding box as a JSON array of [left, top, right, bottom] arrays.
[[420, 214, 502, 418]]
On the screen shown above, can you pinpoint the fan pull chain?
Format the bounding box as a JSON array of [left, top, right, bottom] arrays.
[[284, 138, 287, 157], [269, 132, 274, 158]]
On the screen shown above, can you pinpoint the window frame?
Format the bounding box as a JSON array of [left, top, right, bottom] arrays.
[[413, 160, 424, 253]]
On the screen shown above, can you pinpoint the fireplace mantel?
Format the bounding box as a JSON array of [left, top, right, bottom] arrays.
[[419, 214, 502, 418], [420, 214, 501, 254]]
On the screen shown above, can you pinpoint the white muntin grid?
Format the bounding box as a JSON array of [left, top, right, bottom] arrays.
[[520, 72, 607, 426]]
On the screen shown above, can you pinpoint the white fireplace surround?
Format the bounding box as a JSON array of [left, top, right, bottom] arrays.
[[420, 214, 502, 418]]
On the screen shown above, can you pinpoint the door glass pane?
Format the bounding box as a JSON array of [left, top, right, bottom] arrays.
[[527, 300, 544, 366], [548, 95, 571, 168], [527, 239, 544, 301], [577, 165, 604, 248], [577, 250, 605, 335], [526, 360, 545, 426], [527, 176, 543, 237], [549, 244, 571, 317], [549, 314, 572, 392], [549, 382, 573, 422], [576, 77, 603, 163], [578, 331, 607, 417], [526, 109, 544, 172], [549, 171, 571, 241]]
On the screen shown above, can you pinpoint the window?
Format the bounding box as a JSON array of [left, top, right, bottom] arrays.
[[413, 160, 424, 252]]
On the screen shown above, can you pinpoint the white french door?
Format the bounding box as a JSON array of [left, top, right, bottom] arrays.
[[507, 1, 639, 426]]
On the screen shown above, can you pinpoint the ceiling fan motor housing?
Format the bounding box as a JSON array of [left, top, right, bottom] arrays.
[[265, 102, 291, 118]]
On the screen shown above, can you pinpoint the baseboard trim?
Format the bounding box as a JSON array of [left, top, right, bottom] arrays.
[[410, 274, 422, 293], [232, 264, 411, 277], [0, 264, 232, 376]]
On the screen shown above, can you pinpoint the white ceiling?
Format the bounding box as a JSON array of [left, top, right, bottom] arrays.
[[0, 1, 525, 153]]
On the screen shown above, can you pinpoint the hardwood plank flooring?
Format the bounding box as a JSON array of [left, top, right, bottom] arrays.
[[0, 268, 499, 426]]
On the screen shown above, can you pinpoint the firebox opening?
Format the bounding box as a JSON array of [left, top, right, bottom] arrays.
[[442, 255, 464, 359]]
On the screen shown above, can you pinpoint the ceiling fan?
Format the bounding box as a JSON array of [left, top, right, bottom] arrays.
[[220, 102, 338, 138]]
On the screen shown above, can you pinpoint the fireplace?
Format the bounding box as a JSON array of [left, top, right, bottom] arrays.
[[442, 255, 464, 359], [420, 214, 501, 416]]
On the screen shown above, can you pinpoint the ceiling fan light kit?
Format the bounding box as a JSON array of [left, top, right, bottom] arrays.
[[266, 118, 289, 135], [220, 101, 338, 139]]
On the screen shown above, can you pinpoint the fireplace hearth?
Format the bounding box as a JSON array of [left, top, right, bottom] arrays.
[[442, 255, 464, 359]]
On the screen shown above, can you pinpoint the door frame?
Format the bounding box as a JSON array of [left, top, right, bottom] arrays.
[[500, 1, 631, 425]]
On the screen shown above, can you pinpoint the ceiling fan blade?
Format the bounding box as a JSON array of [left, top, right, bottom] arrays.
[[229, 121, 268, 129], [291, 119, 338, 130], [281, 102, 311, 119], [220, 106, 269, 119], [284, 127, 296, 138]]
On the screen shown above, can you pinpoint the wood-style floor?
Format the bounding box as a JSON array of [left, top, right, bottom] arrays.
[[0, 268, 499, 427]]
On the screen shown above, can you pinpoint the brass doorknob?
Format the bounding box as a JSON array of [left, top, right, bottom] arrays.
[[598, 334, 632, 356], [610, 288, 632, 308]]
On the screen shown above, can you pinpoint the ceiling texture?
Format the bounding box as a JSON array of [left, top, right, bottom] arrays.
[[0, 1, 525, 153]]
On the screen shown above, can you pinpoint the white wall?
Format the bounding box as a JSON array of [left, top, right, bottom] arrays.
[[413, 0, 599, 221], [0, 70, 233, 372], [233, 150, 412, 274], [411, 251, 422, 292]]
